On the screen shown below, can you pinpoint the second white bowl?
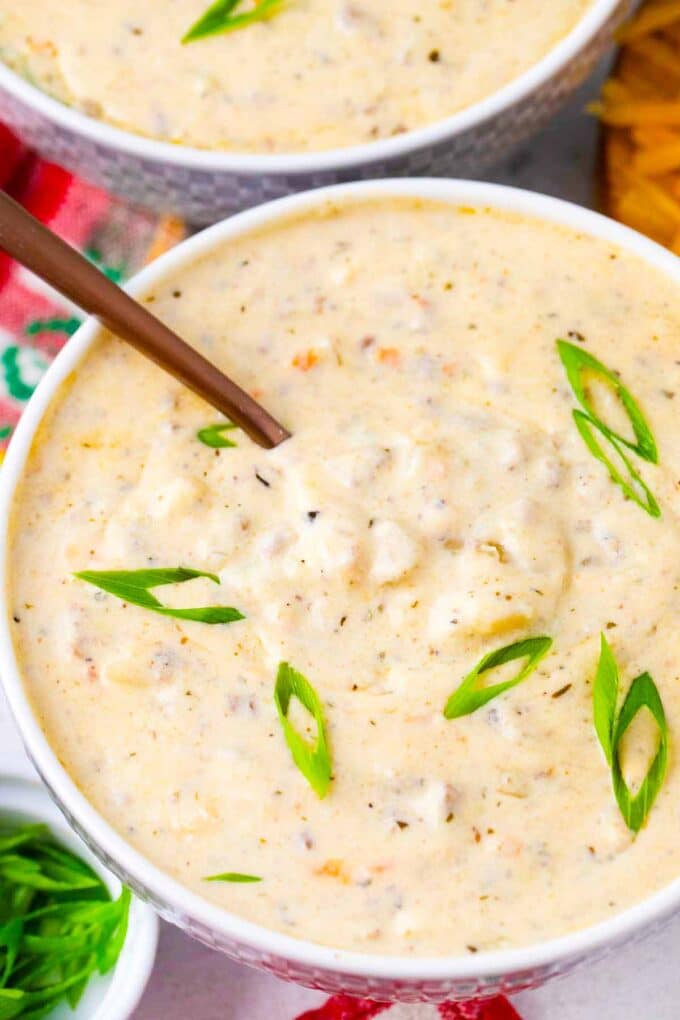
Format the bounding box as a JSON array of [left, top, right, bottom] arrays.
[[0, 0, 628, 222]]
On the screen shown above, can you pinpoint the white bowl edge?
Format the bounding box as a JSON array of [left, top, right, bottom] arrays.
[[1, 178, 680, 991]]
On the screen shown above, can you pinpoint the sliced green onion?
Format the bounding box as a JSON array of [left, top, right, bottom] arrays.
[[557, 339, 658, 463], [0, 856, 99, 893], [96, 889, 131, 975], [183, 0, 238, 43], [274, 662, 331, 798], [0, 921, 23, 990], [0, 823, 130, 1017], [0, 828, 48, 856], [74, 567, 244, 625], [182, 0, 287, 44], [197, 423, 238, 449], [572, 410, 660, 518], [0, 989, 24, 1020], [611, 672, 668, 834], [443, 636, 553, 720], [593, 635, 669, 833], [593, 633, 619, 766], [203, 873, 262, 883]]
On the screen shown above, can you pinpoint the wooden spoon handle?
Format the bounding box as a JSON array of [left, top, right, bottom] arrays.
[[0, 190, 290, 449]]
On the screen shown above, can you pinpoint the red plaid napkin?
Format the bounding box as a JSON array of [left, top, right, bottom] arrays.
[[0, 122, 184, 457], [0, 122, 523, 1020], [296, 996, 522, 1019]]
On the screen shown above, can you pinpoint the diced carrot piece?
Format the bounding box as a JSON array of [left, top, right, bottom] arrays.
[[376, 347, 400, 366], [292, 349, 320, 371]]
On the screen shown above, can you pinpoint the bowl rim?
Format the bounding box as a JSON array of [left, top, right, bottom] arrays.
[[0, 773, 159, 1020], [2, 177, 680, 986], [0, 0, 623, 175]]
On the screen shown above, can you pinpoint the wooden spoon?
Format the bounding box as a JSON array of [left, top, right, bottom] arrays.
[[0, 190, 290, 449]]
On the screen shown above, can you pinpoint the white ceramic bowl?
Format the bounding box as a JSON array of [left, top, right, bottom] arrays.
[[0, 772, 158, 1020], [0, 0, 629, 223], [2, 179, 680, 1004]]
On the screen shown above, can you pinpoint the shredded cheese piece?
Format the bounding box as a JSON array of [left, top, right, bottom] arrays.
[[598, 2, 680, 250]]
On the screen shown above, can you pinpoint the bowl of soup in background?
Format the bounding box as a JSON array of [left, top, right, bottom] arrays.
[[1, 178, 680, 1003], [0, 0, 628, 223]]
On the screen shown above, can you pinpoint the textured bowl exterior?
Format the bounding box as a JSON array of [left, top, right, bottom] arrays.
[[3, 178, 680, 1004], [0, 1, 628, 223]]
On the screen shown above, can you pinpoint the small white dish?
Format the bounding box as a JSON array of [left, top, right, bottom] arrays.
[[0, 772, 158, 1020]]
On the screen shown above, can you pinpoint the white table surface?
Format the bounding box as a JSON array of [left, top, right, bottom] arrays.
[[3, 59, 680, 1019]]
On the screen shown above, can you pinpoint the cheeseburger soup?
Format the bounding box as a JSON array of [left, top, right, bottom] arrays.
[[0, 1, 592, 153], [8, 198, 680, 956]]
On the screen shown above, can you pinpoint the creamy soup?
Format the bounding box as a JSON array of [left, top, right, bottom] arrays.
[[0, 1, 592, 153], [8, 198, 680, 956]]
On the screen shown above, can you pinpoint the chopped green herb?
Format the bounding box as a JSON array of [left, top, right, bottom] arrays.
[[203, 873, 262, 883], [74, 567, 244, 625], [593, 635, 668, 834], [274, 662, 331, 798], [443, 636, 553, 720], [556, 339, 660, 516], [612, 674, 668, 833], [197, 423, 238, 449], [182, 0, 287, 44], [0, 828, 47, 857], [0, 823, 130, 1017], [593, 633, 619, 766], [572, 411, 660, 518], [557, 339, 658, 463]]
